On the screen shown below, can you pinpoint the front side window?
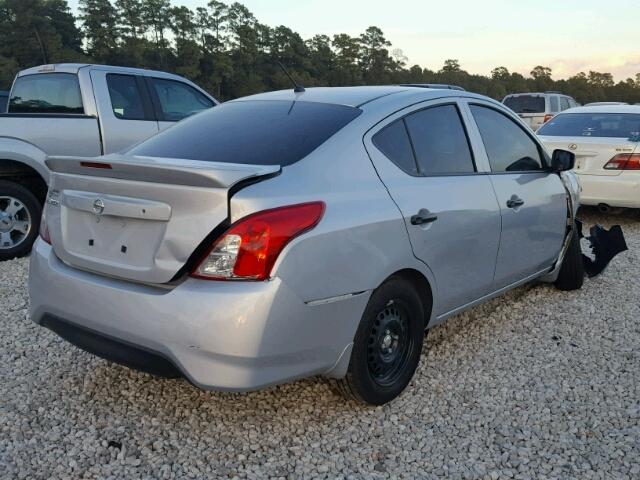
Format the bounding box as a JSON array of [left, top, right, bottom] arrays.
[[129, 100, 362, 166], [560, 97, 570, 110], [538, 113, 640, 138], [471, 105, 544, 172], [404, 105, 475, 175], [106, 74, 147, 120], [150, 78, 214, 121], [9, 73, 83, 114]]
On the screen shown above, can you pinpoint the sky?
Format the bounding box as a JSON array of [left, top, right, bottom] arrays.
[[68, 0, 640, 81]]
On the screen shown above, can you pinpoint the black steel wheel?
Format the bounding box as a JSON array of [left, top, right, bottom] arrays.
[[335, 276, 428, 405]]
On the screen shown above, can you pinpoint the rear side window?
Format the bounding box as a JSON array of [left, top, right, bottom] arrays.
[[560, 97, 570, 110], [9, 73, 83, 114], [471, 105, 544, 172], [538, 113, 640, 138], [503, 95, 545, 114], [0, 93, 7, 112], [149, 78, 214, 121], [404, 105, 475, 175], [129, 100, 362, 166], [106, 74, 147, 120], [372, 120, 418, 175]]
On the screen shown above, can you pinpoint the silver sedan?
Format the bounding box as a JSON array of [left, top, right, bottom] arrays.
[[30, 86, 589, 405]]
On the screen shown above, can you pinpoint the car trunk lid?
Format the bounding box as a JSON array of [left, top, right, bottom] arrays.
[[539, 136, 638, 176], [45, 154, 280, 283]]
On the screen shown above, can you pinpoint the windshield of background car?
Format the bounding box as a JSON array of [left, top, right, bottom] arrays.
[[503, 95, 545, 114], [129, 100, 362, 166], [538, 113, 640, 138]]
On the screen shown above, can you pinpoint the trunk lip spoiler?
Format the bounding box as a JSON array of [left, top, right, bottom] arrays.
[[45, 155, 282, 189]]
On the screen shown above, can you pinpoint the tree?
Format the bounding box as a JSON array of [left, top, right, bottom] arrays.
[[491, 66, 509, 80], [441, 59, 461, 73], [79, 0, 119, 62]]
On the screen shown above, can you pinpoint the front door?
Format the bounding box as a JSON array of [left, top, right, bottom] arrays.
[[466, 102, 567, 289], [364, 100, 502, 316]]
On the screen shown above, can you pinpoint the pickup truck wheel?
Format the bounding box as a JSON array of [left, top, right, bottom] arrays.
[[0, 180, 42, 261], [554, 227, 584, 291], [335, 277, 425, 405]]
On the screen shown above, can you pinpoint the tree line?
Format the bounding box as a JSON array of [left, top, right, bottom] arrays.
[[1, 0, 639, 104]]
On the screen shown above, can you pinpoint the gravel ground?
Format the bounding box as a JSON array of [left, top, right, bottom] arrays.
[[1, 207, 639, 480]]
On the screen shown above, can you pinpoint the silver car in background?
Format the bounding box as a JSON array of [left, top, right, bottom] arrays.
[[30, 86, 585, 405]]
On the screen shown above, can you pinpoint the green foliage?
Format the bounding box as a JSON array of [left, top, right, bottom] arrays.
[[0, 0, 638, 105]]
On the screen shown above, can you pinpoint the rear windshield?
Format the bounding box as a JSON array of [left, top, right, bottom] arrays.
[[538, 113, 640, 138], [8, 73, 84, 114], [129, 100, 362, 166], [503, 95, 545, 114]]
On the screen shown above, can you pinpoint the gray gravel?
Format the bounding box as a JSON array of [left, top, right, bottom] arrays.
[[1, 207, 639, 479]]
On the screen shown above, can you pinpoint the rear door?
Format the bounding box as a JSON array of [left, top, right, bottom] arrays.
[[503, 94, 546, 130], [465, 101, 567, 289], [145, 77, 215, 132], [90, 70, 159, 154], [364, 99, 501, 315]]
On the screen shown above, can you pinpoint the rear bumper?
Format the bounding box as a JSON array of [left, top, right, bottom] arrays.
[[29, 240, 369, 391], [576, 173, 640, 208]]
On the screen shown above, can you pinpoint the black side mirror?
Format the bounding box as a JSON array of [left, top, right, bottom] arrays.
[[550, 149, 575, 172]]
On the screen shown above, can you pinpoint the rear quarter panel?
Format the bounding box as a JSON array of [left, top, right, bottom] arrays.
[[229, 117, 436, 307]]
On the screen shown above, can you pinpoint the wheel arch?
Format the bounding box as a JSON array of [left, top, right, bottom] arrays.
[[386, 268, 434, 329]]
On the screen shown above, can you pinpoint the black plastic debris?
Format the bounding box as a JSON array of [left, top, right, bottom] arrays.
[[579, 221, 628, 277]]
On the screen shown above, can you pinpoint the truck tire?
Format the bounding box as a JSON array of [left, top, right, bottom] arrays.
[[554, 228, 584, 291], [0, 180, 42, 261]]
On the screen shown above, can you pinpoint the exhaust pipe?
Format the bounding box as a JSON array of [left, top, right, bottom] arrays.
[[597, 203, 611, 213]]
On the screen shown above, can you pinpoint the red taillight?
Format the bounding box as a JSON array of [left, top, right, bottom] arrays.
[[39, 210, 51, 245], [604, 154, 640, 170], [191, 202, 325, 281], [543, 114, 554, 123]]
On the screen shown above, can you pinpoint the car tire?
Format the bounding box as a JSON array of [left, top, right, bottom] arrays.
[[554, 227, 584, 291], [0, 180, 42, 261], [335, 276, 426, 405]]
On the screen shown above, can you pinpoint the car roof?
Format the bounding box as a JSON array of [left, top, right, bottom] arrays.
[[233, 85, 494, 109], [558, 105, 640, 115], [504, 92, 568, 97], [17, 63, 194, 82]]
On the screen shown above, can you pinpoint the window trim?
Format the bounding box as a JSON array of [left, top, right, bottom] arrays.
[[106, 73, 156, 122], [145, 77, 214, 122], [468, 102, 550, 174], [8, 72, 85, 116], [372, 102, 479, 178]]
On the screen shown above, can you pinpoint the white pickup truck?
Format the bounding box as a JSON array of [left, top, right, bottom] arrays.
[[0, 64, 218, 260]]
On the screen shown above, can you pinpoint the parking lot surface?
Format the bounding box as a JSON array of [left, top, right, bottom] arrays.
[[1, 208, 639, 479]]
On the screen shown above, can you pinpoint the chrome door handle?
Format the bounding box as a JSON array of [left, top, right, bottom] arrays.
[[411, 209, 438, 225], [506, 195, 525, 209]]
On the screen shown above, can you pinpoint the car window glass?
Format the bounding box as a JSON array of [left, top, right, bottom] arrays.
[[470, 105, 544, 172], [129, 100, 362, 166], [372, 119, 418, 175], [8, 73, 83, 114], [560, 97, 570, 110], [538, 113, 640, 138], [0, 94, 7, 112], [106, 74, 146, 120], [549, 96, 559, 112], [404, 105, 475, 175], [503, 95, 545, 114], [150, 78, 213, 121]]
